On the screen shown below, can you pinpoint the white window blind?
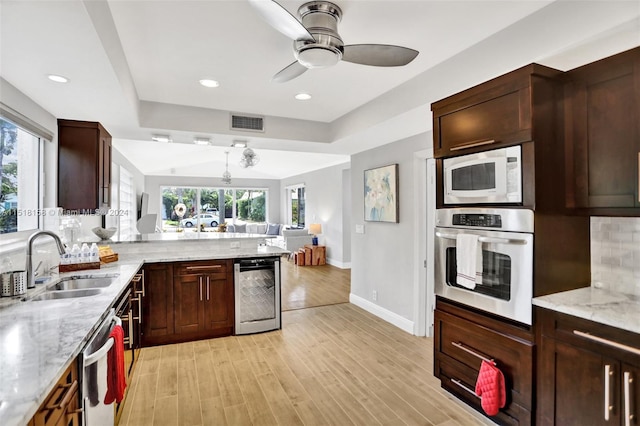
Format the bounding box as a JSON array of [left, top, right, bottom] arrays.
[[119, 166, 135, 236]]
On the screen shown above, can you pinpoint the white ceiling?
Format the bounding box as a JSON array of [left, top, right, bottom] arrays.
[[1, 1, 639, 179]]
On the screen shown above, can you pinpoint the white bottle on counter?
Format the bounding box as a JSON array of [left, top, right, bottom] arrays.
[[81, 243, 90, 264], [90, 243, 99, 263], [70, 244, 80, 264]]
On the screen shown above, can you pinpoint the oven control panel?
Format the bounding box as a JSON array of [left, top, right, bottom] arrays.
[[452, 213, 502, 228]]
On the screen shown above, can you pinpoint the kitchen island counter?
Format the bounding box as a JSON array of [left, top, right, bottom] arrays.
[[0, 239, 287, 426], [533, 286, 640, 335]]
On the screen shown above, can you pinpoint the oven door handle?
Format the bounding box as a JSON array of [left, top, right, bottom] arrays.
[[435, 232, 528, 245]]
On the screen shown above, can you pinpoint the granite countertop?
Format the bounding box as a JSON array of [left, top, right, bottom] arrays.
[[532, 286, 640, 335], [0, 244, 287, 426], [85, 231, 276, 244]]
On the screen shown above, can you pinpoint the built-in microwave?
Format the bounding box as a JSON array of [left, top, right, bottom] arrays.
[[443, 145, 522, 205]]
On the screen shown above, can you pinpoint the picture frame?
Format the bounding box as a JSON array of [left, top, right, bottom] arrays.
[[364, 163, 399, 223]]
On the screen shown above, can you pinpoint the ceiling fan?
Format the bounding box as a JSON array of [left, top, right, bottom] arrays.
[[248, 0, 419, 83]]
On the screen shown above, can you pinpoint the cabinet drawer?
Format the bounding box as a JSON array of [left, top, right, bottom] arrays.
[[536, 307, 640, 365], [435, 307, 534, 410], [438, 357, 531, 426], [32, 361, 79, 426], [174, 260, 228, 276]]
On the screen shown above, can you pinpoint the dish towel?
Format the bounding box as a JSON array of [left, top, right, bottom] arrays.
[[475, 360, 506, 416], [456, 233, 482, 289], [104, 324, 126, 404], [87, 361, 99, 407]]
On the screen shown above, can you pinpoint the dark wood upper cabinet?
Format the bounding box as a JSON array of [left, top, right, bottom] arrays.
[[432, 64, 563, 159], [57, 119, 112, 211], [564, 47, 640, 215]]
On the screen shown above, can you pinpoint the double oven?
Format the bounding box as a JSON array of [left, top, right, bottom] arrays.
[[435, 145, 534, 325]]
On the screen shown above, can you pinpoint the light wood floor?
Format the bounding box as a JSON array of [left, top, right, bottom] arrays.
[[119, 304, 494, 425], [280, 259, 350, 311]]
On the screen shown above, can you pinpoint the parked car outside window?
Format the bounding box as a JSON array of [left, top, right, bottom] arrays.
[[179, 213, 219, 228]]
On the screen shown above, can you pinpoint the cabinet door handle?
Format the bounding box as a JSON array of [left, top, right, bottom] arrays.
[[128, 309, 133, 349], [637, 152, 639, 203], [625, 371, 634, 426], [186, 265, 222, 271], [46, 380, 78, 410], [451, 341, 495, 365], [206, 276, 210, 301], [199, 277, 203, 301], [574, 330, 640, 356], [451, 378, 480, 398], [449, 139, 496, 151], [605, 364, 614, 421]]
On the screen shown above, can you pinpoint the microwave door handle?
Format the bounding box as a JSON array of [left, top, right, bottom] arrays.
[[435, 232, 528, 245]]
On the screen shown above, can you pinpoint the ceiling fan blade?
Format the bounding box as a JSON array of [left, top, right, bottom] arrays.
[[248, 0, 315, 42], [342, 44, 419, 67], [272, 61, 308, 83]]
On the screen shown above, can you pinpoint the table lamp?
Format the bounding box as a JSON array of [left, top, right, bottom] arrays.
[[309, 223, 322, 245]]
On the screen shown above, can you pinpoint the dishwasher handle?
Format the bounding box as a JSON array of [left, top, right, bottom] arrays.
[[83, 316, 122, 367]]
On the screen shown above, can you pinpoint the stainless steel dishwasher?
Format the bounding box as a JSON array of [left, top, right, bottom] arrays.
[[80, 309, 121, 426], [234, 257, 281, 334]]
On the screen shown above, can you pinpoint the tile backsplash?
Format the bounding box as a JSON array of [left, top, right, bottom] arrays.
[[591, 217, 640, 296]]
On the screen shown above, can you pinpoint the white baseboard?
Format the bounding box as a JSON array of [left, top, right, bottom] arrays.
[[327, 258, 351, 269], [349, 293, 415, 335]]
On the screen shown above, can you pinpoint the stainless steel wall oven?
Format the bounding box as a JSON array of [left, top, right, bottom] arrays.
[[435, 208, 534, 325]]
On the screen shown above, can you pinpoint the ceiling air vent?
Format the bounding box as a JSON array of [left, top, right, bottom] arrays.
[[230, 114, 265, 132]]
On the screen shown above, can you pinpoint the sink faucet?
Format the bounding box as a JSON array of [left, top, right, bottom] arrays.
[[26, 230, 66, 288]]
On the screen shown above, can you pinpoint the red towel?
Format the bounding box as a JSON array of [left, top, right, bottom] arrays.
[[475, 360, 506, 416], [104, 324, 127, 404]]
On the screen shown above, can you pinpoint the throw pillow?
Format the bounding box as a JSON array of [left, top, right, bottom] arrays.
[[234, 223, 246, 233], [266, 223, 280, 235]]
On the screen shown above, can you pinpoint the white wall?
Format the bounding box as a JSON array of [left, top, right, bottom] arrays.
[[144, 175, 281, 229], [349, 133, 430, 333], [280, 162, 351, 267]]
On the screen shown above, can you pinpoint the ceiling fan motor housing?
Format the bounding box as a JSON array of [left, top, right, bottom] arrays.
[[294, 1, 344, 68]]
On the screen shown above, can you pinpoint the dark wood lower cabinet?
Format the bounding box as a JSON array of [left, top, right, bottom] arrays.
[[536, 307, 640, 426], [142, 262, 175, 346], [174, 260, 234, 339], [29, 360, 80, 426], [434, 298, 534, 425], [143, 259, 233, 346]]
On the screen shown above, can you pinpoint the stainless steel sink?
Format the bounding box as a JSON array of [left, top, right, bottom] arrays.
[[52, 276, 116, 291], [31, 288, 104, 301]]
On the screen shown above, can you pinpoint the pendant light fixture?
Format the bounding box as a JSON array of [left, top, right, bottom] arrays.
[[222, 151, 232, 185], [240, 146, 260, 168]]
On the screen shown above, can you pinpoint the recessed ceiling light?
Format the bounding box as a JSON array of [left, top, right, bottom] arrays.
[[194, 137, 210, 145], [199, 79, 219, 88], [47, 74, 69, 83], [231, 140, 247, 148], [295, 93, 312, 100], [151, 134, 172, 143]]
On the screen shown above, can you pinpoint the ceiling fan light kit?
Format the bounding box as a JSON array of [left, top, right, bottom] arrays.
[[222, 151, 232, 184], [240, 147, 260, 168], [249, 0, 419, 83]]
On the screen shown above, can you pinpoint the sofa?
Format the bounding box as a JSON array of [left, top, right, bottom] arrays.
[[226, 222, 312, 254], [267, 228, 313, 254]]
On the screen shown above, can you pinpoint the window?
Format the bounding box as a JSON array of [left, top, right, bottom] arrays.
[[286, 184, 305, 228], [118, 166, 136, 236], [161, 186, 268, 232], [0, 117, 42, 234]]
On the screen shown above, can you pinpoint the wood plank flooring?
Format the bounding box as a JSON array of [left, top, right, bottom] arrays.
[[279, 259, 350, 311], [119, 303, 494, 425]]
